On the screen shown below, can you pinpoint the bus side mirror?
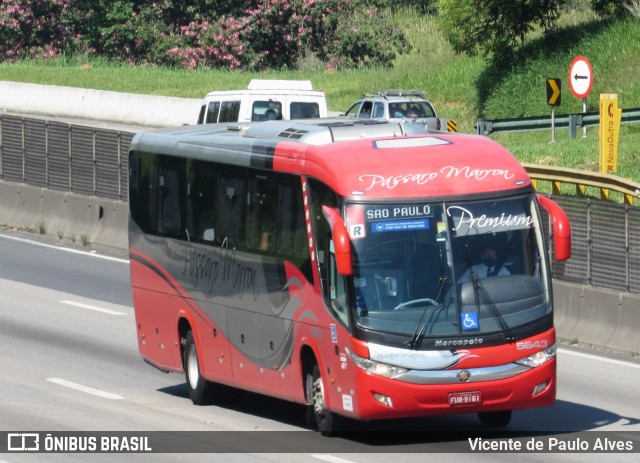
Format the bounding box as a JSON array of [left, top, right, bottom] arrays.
[[536, 194, 571, 262], [322, 205, 353, 276]]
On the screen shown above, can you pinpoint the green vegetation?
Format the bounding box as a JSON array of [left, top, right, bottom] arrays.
[[0, 6, 638, 182], [37, 221, 47, 235], [438, 0, 566, 62], [0, 0, 409, 71]]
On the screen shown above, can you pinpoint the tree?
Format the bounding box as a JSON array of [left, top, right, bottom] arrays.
[[438, 0, 567, 63], [0, 0, 86, 60], [166, 0, 410, 70], [0, 0, 410, 70], [592, 0, 640, 17]]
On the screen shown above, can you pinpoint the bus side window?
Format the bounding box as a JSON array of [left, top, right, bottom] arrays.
[[216, 164, 245, 248], [186, 161, 216, 242], [247, 173, 277, 253], [308, 179, 349, 327], [329, 239, 349, 326], [129, 151, 158, 234], [277, 176, 311, 282], [157, 156, 184, 237]]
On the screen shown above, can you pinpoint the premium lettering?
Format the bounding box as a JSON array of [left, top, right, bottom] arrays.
[[447, 206, 535, 232]]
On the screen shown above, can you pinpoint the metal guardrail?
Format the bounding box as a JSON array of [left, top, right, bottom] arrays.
[[546, 195, 640, 294], [476, 107, 640, 137], [0, 114, 133, 201], [523, 163, 640, 206]]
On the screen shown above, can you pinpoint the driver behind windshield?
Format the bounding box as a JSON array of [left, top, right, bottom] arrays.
[[458, 246, 510, 283]]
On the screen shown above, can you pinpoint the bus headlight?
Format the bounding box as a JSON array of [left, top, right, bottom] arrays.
[[515, 343, 557, 367], [346, 348, 408, 378]]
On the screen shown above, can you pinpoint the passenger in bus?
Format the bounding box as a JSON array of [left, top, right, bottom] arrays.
[[259, 231, 271, 251], [458, 246, 510, 283]]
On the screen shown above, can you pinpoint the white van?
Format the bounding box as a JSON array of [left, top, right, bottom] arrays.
[[196, 79, 328, 124]]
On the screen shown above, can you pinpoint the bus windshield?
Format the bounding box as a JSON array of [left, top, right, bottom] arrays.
[[346, 195, 549, 340]]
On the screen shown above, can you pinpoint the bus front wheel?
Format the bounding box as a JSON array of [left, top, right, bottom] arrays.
[[306, 364, 342, 436], [184, 331, 214, 405]]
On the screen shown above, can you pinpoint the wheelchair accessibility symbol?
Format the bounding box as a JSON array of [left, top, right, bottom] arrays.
[[461, 312, 479, 330]]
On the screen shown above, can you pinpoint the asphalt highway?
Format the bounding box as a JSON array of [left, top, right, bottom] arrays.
[[0, 232, 638, 462]]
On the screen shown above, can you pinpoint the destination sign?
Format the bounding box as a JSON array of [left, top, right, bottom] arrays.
[[365, 205, 433, 222], [371, 219, 430, 233]]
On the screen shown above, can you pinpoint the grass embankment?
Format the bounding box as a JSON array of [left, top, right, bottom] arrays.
[[0, 7, 638, 184]]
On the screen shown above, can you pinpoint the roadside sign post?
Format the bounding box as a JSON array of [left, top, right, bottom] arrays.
[[599, 94, 622, 174], [546, 78, 561, 142], [568, 56, 593, 138], [582, 99, 587, 138]]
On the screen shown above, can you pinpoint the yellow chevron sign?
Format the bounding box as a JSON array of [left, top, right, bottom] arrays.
[[446, 119, 457, 132], [546, 78, 561, 106]]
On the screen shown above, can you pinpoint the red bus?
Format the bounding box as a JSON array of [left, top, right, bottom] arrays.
[[128, 119, 571, 435]]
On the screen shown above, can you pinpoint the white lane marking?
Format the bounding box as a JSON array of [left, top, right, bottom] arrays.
[[60, 300, 127, 316], [558, 348, 640, 369], [46, 378, 124, 400], [311, 455, 357, 463], [0, 233, 128, 263]]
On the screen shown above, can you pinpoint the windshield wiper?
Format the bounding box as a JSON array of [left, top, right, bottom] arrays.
[[464, 245, 515, 342], [405, 249, 449, 348]]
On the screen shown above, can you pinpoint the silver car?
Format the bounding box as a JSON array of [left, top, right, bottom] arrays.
[[344, 89, 442, 131]]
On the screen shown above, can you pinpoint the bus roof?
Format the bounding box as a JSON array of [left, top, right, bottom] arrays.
[[130, 119, 532, 200]]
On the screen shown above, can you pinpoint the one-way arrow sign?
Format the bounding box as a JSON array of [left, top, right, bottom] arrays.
[[546, 78, 561, 106], [569, 56, 593, 99]]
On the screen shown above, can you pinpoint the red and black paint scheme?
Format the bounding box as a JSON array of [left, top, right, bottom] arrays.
[[128, 119, 571, 433]]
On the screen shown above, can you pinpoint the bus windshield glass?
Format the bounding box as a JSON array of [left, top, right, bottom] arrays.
[[346, 195, 549, 339]]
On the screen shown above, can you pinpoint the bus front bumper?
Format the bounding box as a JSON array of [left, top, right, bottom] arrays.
[[339, 357, 556, 421]]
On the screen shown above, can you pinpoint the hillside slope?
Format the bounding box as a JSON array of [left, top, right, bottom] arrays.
[[0, 8, 638, 180]]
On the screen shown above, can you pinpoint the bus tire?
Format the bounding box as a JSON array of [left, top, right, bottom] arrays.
[[478, 410, 512, 427], [183, 330, 214, 405], [306, 364, 341, 436]]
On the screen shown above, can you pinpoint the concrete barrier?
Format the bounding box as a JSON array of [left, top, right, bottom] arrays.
[[0, 81, 201, 128], [0, 181, 127, 251], [553, 279, 640, 355]]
